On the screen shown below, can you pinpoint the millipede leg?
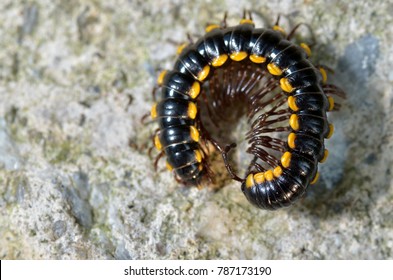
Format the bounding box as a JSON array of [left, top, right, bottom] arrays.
[[173, 173, 186, 185], [222, 143, 244, 182], [220, 12, 228, 28], [248, 10, 253, 21], [152, 83, 161, 101], [209, 138, 243, 182], [197, 116, 243, 182], [323, 84, 346, 98], [141, 112, 150, 125], [186, 33, 194, 44], [147, 146, 154, 158], [274, 14, 282, 26], [148, 128, 160, 157], [153, 151, 164, 171], [286, 22, 315, 43], [203, 160, 216, 185]]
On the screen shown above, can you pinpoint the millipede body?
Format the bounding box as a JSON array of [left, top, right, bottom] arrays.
[[150, 15, 343, 210]]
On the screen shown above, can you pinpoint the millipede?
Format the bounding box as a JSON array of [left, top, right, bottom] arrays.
[[149, 12, 344, 210]]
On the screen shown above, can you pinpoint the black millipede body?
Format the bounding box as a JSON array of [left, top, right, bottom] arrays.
[[150, 15, 344, 210]]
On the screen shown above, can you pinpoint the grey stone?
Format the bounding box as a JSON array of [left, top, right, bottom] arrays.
[[0, 0, 392, 260], [0, 119, 21, 171], [52, 220, 66, 240]]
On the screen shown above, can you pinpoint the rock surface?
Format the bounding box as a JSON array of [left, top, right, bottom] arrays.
[[0, 0, 392, 259]]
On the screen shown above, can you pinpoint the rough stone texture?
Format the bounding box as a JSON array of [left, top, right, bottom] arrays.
[[0, 0, 392, 259]]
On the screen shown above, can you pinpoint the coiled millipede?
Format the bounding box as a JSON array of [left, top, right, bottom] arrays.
[[150, 13, 344, 210]]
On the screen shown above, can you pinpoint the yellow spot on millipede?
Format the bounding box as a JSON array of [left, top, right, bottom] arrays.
[[300, 43, 312, 57], [150, 103, 157, 119], [249, 54, 266, 64], [267, 63, 283, 76], [280, 77, 294, 93], [154, 135, 162, 151], [287, 96, 299, 111], [157, 70, 167, 85], [310, 172, 320, 185], [189, 81, 200, 99], [166, 161, 173, 171], [320, 149, 329, 163], [190, 126, 200, 142], [289, 114, 300, 131], [176, 43, 187, 55], [273, 166, 283, 177], [205, 24, 220, 33], [264, 170, 274, 181], [273, 25, 286, 35], [211, 54, 228, 67], [194, 150, 203, 163], [187, 102, 197, 119], [240, 19, 254, 25], [197, 65, 210, 81], [254, 172, 265, 184], [288, 133, 296, 149], [230, 51, 248, 61], [319, 67, 328, 83], [281, 152, 292, 168], [245, 173, 255, 188], [328, 96, 335, 111], [326, 124, 334, 139]]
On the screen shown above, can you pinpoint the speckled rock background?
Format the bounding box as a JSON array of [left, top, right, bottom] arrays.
[[0, 0, 392, 259]]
